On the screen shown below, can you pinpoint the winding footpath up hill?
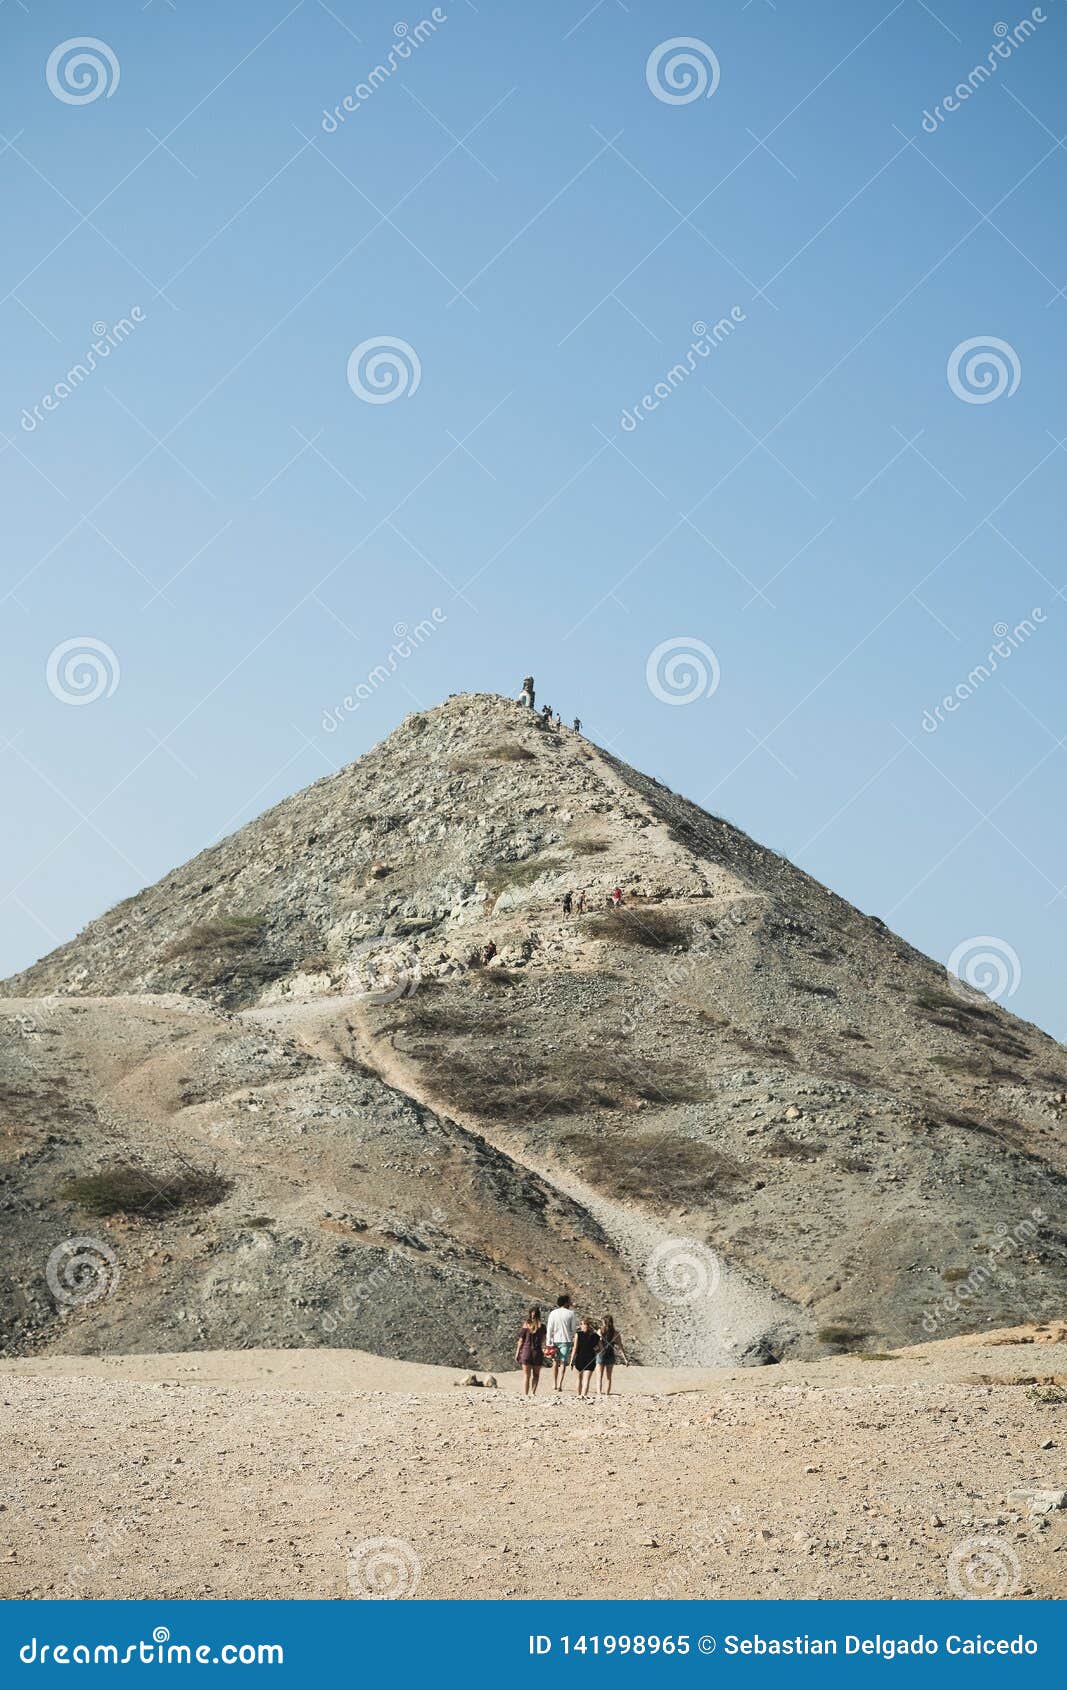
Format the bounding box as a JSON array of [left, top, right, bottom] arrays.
[[3, 692, 1065, 1367]]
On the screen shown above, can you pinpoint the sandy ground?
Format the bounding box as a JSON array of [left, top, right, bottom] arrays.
[[2, 1330, 1065, 1601]]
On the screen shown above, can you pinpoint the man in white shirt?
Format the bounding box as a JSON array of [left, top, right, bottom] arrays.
[[546, 1293, 578, 1392]]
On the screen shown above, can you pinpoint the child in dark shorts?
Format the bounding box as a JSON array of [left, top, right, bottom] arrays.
[[572, 1317, 599, 1397]]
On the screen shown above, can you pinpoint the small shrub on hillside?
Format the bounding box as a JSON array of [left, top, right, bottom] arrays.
[[931, 1052, 1021, 1082], [60, 1160, 231, 1218], [914, 986, 991, 1022], [487, 856, 561, 898], [393, 1001, 509, 1038], [485, 743, 535, 762], [584, 908, 691, 951], [766, 1132, 824, 1161], [163, 913, 262, 962], [817, 1321, 871, 1352], [568, 834, 609, 857]]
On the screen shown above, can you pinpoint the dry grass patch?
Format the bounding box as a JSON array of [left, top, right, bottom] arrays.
[[817, 1320, 871, 1353], [568, 833, 610, 858], [485, 743, 535, 762], [584, 908, 691, 951], [162, 913, 263, 962], [766, 1132, 825, 1161], [60, 1160, 231, 1219], [559, 1128, 747, 1203], [400, 1035, 706, 1125], [486, 856, 562, 899]]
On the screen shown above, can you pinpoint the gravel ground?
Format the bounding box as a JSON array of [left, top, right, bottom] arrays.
[[2, 1334, 1064, 1602]]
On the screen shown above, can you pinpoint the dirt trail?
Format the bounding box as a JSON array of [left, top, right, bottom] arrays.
[[243, 996, 794, 1367]]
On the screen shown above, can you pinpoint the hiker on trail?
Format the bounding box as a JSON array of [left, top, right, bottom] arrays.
[[596, 1315, 629, 1395], [520, 676, 535, 708], [515, 1305, 546, 1396], [546, 1294, 577, 1393], [562, 891, 573, 917], [572, 1317, 599, 1397], [482, 940, 497, 965], [573, 718, 581, 734], [575, 889, 586, 915], [553, 711, 562, 729], [611, 886, 623, 908]]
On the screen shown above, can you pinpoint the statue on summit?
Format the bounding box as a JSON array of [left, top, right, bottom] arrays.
[[520, 675, 535, 708]]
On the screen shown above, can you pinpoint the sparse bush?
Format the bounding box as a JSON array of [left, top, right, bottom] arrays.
[[559, 1129, 746, 1203], [584, 908, 691, 951], [766, 1133, 824, 1161], [398, 1032, 704, 1124], [931, 1107, 1003, 1140], [942, 1266, 970, 1283], [163, 913, 262, 962], [817, 1321, 871, 1352], [487, 856, 561, 898], [568, 834, 609, 857], [1029, 1384, 1067, 1404], [60, 1160, 231, 1218], [789, 979, 838, 998], [485, 743, 535, 762], [931, 1052, 1020, 1082], [392, 1002, 509, 1038], [914, 986, 991, 1019], [728, 1026, 797, 1063]]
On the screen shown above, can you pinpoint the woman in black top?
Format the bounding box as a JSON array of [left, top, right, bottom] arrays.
[[572, 1317, 599, 1397]]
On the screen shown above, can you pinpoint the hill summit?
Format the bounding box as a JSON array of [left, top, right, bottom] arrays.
[[3, 691, 1064, 1366]]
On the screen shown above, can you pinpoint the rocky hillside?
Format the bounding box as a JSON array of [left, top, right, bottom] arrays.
[[0, 994, 639, 1364], [3, 692, 1065, 1364]]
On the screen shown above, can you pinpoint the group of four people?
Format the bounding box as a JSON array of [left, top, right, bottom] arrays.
[[515, 1294, 629, 1397]]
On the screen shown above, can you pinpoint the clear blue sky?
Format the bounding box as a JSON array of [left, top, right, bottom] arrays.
[[2, 1, 1065, 1038]]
